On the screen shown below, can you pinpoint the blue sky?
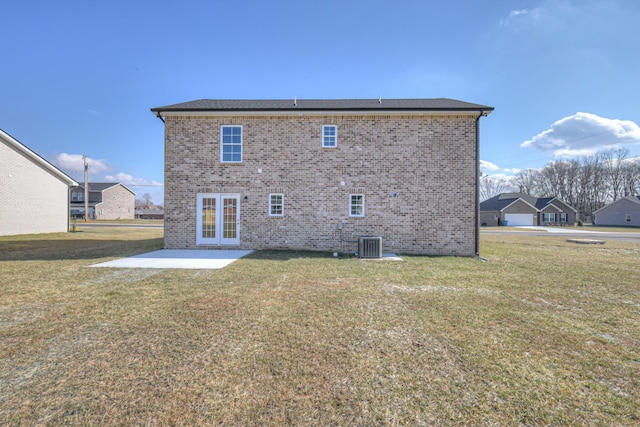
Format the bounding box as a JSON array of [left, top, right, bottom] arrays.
[[2, 0, 639, 204]]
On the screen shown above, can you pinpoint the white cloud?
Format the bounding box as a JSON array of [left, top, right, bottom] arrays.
[[480, 161, 521, 177], [500, 8, 542, 27], [52, 153, 111, 174], [104, 172, 163, 188], [521, 113, 640, 158], [480, 160, 500, 172], [483, 173, 517, 181]]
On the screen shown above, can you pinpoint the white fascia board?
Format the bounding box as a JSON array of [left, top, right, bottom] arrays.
[[116, 183, 137, 196], [499, 198, 539, 212], [541, 203, 563, 212], [0, 129, 78, 186], [548, 198, 577, 212]]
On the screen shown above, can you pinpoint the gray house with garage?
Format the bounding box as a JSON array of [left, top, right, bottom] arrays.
[[480, 193, 577, 226]]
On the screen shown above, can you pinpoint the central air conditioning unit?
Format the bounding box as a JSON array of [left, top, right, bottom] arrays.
[[358, 236, 382, 259]]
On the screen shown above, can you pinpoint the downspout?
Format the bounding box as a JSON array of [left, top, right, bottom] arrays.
[[475, 110, 486, 258], [68, 185, 78, 232]]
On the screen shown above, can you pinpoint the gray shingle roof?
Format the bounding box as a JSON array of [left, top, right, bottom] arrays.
[[481, 193, 576, 212], [151, 98, 493, 113], [481, 194, 523, 211]]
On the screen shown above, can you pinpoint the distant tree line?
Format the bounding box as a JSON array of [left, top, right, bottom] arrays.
[[135, 192, 163, 209], [481, 148, 640, 221]]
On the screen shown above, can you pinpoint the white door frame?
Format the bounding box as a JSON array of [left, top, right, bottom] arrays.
[[196, 193, 240, 245]]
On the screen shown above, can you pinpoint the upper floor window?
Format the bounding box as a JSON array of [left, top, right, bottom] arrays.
[[322, 125, 337, 148], [221, 125, 242, 163], [269, 193, 284, 217], [349, 194, 364, 217], [71, 191, 83, 202]]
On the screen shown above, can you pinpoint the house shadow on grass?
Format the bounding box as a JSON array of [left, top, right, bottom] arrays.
[[242, 249, 350, 262], [0, 238, 164, 262], [241, 249, 404, 262]]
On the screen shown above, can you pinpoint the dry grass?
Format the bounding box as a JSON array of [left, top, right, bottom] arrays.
[[1, 229, 639, 426]]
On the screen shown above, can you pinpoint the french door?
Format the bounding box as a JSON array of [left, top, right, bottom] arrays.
[[196, 193, 240, 245]]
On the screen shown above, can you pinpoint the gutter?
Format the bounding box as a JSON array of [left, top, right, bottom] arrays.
[[68, 185, 78, 232], [475, 110, 488, 257]]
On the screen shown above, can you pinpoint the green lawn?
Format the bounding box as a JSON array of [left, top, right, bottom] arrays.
[[0, 228, 638, 426]]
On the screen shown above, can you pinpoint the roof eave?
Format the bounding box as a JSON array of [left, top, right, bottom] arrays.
[[152, 108, 492, 118], [500, 198, 540, 212], [0, 129, 78, 187]]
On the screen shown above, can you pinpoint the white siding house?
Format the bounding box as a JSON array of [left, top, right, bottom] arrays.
[[0, 129, 78, 236]]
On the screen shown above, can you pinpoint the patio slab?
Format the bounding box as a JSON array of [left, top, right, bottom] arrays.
[[90, 249, 253, 269]]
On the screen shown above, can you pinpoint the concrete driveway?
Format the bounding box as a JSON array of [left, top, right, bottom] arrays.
[[482, 226, 640, 243], [90, 249, 253, 269]]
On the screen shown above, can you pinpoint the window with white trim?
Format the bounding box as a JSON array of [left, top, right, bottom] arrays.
[[543, 213, 557, 222], [221, 125, 242, 163], [322, 125, 337, 148], [269, 193, 284, 217], [349, 194, 364, 217], [559, 213, 568, 223]]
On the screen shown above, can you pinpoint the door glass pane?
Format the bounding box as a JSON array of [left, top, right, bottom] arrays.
[[223, 198, 237, 238], [202, 197, 216, 239]]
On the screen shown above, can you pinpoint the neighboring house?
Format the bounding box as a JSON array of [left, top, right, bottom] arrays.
[[135, 208, 164, 220], [593, 196, 640, 227], [70, 183, 135, 220], [151, 98, 493, 256], [0, 129, 78, 236], [480, 193, 578, 226]]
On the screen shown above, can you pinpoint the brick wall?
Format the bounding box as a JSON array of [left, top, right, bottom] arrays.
[[163, 113, 478, 255], [96, 185, 135, 220]]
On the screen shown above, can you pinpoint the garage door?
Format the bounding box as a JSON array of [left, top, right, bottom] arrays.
[[504, 213, 535, 226]]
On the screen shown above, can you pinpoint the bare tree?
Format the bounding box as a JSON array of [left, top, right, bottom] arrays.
[[513, 168, 540, 195], [480, 176, 515, 201], [622, 160, 640, 196], [515, 149, 640, 222], [602, 147, 629, 201], [135, 193, 154, 208]]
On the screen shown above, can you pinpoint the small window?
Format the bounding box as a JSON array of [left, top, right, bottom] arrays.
[[269, 194, 284, 217], [626, 214, 631, 223], [560, 213, 568, 223], [349, 194, 364, 217], [221, 125, 242, 163], [322, 125, 337, 148]]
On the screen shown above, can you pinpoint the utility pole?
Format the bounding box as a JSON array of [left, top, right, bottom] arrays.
[[83, 155, 89, 222]]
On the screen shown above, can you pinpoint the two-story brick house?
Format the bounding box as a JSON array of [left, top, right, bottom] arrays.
[[70, 182, 135, 220], [151, 98, 493, 256]]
